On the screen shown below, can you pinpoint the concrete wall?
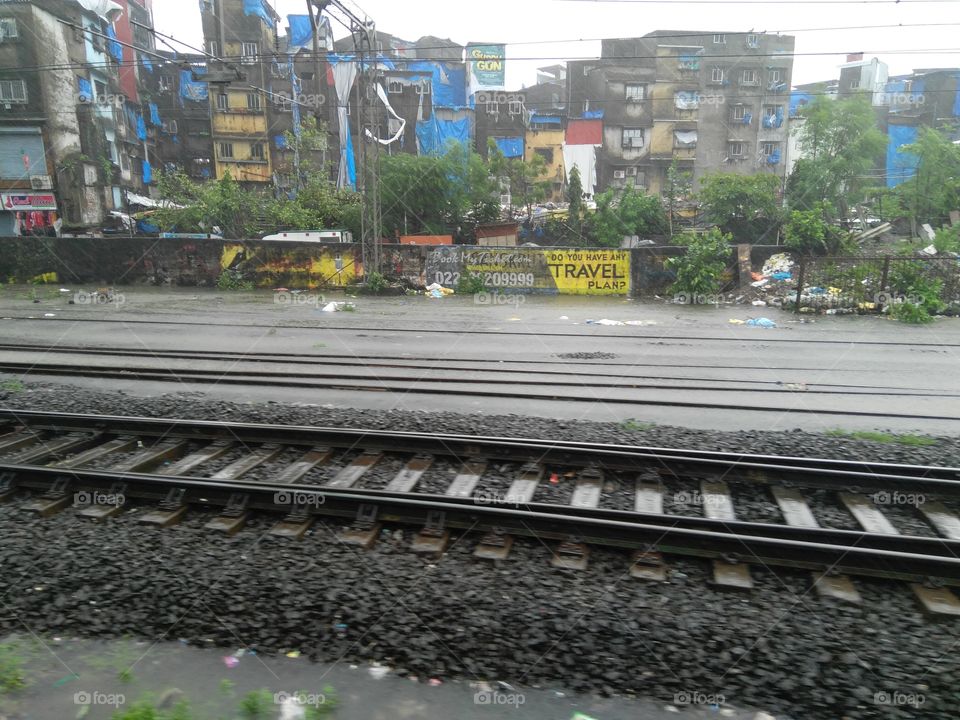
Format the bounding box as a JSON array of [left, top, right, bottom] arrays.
[[0, 237, 787, 297]]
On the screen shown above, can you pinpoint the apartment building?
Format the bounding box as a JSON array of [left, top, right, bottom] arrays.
[[568, 30, 795, 196]]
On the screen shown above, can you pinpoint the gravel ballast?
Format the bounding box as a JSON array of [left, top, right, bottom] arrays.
[[1, 383, 959, 718]]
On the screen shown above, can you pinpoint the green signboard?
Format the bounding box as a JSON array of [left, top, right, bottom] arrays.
[[467, 43, 506, 90]]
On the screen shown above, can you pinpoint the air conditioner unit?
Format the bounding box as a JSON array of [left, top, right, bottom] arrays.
[[495, 92, 508, 104], [30, 175, 53, 190], [476, 91, 491, 104], [613, 170, 626, 179]]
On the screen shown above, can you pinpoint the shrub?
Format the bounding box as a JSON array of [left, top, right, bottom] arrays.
[[456, 271, 486, 295], [216, 270, 253, 291], [366, 271, 388, 294], [666, 228, 733, 301]]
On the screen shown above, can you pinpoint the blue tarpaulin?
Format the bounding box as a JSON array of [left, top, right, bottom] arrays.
[[762, 110, 783, 129], [766, 148, 781, 165], [137, 219, 160, 234], [275, 135, 288, 149], [106, 26, 123, 62], [136, 113, 147, 140], [344, 122, 356, 188], [887, 124, 919, 188], [141, 53, 153, 72], [416, 117, 471, 156], [741, 112, 752, 125], [290, 64, 302, 136], [789, 92, 812, 117], [530, 113, 562, 125], [287, 15, 313, 53], [78, 77, 93, 103], [582, 109, 604, 120], [142, 159, 152, 185], [243, 0, 274, 26], [407, 61, 466, 108], [149, 103, 161, 126], [494, 136, 524, 158], [180, 69, 208, 104], [885, 80, 906, 94], [954, 80, 960, 116]]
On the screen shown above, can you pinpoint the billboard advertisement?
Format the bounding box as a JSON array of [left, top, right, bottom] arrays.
[[467, 43, 506, 92]]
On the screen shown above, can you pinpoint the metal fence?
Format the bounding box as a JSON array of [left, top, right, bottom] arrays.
[[789, 256, 960, 314]]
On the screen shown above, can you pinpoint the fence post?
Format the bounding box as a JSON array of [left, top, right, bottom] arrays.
[[794, 260, 804, 314], [878, 256, 891, 312]]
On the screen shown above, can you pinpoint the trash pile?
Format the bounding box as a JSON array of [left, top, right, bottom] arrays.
[[425, 283, 455, 299], [780, 285, 865, 314]]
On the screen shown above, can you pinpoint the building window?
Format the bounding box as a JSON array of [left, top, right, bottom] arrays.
[[710, 67, 725, 84], [216, 93, 229, 110], [247, 92, 261, 110], [534, 147, 554, 164], [768, 69, 783, 85], [159, 75, 173, 91], [732, 105, 749, 120], [0, 79, 27, 104], [713, 34, 725, 44], [746, 33, 759, 48], [119, 153, 130, 172], [207, 40, 219, 57], [0, 18, 19, 39], [241, 42, 258, 64], [508, 100, 523, 115], [622, 127, 645, 149], [728, 141, 745, 157], [740, 69, 759, 86], [218, 142, 234, 159], [764, 105, 782, 117], [387, 80, 403, 94], [250, 142, 265, 160], [625, 83, 646, 101], [849, 79, 861, 89], [761, 141, 779, 156]]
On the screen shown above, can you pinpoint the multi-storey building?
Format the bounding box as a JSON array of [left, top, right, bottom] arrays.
[[568, 31, 795, 197], [0, 0, 158, 233]]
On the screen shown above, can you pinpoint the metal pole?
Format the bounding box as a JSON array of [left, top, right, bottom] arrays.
[[794, 260, 804, 314]]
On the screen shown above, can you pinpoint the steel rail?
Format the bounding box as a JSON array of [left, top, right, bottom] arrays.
[[2, 410, 959, 492], [4, 461, 960, 583]]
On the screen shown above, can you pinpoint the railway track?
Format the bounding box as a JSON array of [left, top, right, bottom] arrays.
[[2, 409, 960, 616], [0, 343, 957, 421]]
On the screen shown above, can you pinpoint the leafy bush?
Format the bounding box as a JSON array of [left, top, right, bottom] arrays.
[[888, 261, 945, 323], [456, 271, 486, 295], [590, 187, 668, 247], [933, 225, 960, 254], [783, 204, 848, 255], [666, 229, 733, 300], [366, 271, 388, 294], [216, 270, 253, 291]]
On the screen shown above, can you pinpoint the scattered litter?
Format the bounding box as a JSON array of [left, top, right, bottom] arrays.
[[559, 315, 569, 320], [750, 271, 765, 282], [746, 317, 777, 328], [274, 287, 290, 293], [572, 714, 601, 720], [624, 320, 658, 326], [321, 302, 355, 312], [285, 650, 300, 658], [921, 223, 936, 241], [585, 319, 625, 326], [750, 279, 769, 288], [771, 272, 792, 281], [369, 665, 390, 679], [549, 473, 559, 484], [921, 244, 938, 256], [762, 252, 794, 276], [428, 678, 443, 686], [807, 287, 827, 295], [782, 382, 808, 391], [44, 313, 56, 317], [751, 300, 767, 307], [728, 319, 746, 325], [425, 282, 455, 298], [59, 288, 71, 293], [222, 656, 239, 668]]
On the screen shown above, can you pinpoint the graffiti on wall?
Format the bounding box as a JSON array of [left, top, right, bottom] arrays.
[[220, 243, 359, 287], [426, 247, 630, 295]]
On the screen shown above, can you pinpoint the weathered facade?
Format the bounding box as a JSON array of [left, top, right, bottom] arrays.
[[568, 31, 795, 196]]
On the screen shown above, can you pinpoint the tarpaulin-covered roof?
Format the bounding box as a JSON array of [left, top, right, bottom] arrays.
[[565, 119, 602, 146], [493, 137, 524, 158], [887, 124, 919, 188]]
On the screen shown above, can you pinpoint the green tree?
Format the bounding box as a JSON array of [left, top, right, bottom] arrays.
[[783, 203, 847, 255], [698, 172, 781, 242], [893, 127, 960, 230], [153, 171, 266, 238], [487, 140, 550, 222], [590, 186, 668, 248], [787, 96, 887, 216], [666, 228, 733, 301], [567, 165, 584, 239], [665, 159, 693, 237]]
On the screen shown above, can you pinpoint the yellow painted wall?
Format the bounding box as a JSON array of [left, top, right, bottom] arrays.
[[543, 249, 630, 294], [221, 243, 359, 288], [212, 112, 268, 135], [525, 128, 565, 200], [651, 123, 674, 156]]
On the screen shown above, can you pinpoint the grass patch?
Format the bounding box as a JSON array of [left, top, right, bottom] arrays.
[[826, 429, 937, 446], [620, 419, 655, 432], [0, 378, 24, 393], [0, 642, 26, 694], [239, 689, 275, 719]]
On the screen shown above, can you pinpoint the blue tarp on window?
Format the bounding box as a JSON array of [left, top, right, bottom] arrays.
[[407, 61, 466, 109], [766, 148, 781, 165], [287, 15, 313, 53], [530, 113, 562, 125], [494, 136, 524, 158], [141, 53, 153, 72], [275, 135, 288, 149], [887, 124, 919, 188], [142, 159, 152, 185], [180, 69, 209, 104], [741, 112, 752, 125], [582, 110, 604, 120], [243, 0, 274, 26], [416, 117, 471, 156], [149, 103, 161, 126], [136, 113, 147, 140], [78, 77, 93, 103], [106, 26, 123, 62]]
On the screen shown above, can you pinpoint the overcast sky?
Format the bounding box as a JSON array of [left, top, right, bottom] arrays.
[[153, 0, 960, 88]]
